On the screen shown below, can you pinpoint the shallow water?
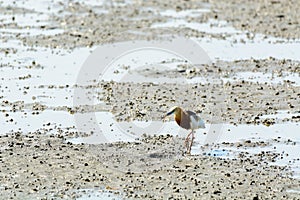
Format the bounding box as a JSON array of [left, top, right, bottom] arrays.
[[74, 188, 123, 200], [0, 0, 299, 185], [222, 71, 300, 86], [152, 19, 240, 34], [199, 37, 300, 61], [0, 0, 63, 14], [159, 8, 210, 18], [69, 115, 300, 178], [194, 122, 300, 178], [0, 110, 75, 134]]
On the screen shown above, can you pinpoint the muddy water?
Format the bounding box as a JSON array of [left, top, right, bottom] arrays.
[[0, 0, 300, 199]]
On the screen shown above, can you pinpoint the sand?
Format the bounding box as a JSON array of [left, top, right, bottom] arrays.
[[1, 133, 300, 199], [0, 0, 300, 199]]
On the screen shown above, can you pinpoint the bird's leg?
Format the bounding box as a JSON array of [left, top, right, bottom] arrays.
[[185, 142, 190, 154], [188, 131, 195, 154], [184, 131, 192, 146], [185, 130, 193, 154]]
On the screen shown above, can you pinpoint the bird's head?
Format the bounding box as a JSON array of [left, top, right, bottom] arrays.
[[162, 106, 181, 121]]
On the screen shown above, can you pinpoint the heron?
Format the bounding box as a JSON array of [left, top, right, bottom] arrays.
[[163, 106, 205, 154]]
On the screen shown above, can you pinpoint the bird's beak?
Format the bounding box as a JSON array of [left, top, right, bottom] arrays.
[[162, 109, 175, 122], [166, 110, 174, 116]]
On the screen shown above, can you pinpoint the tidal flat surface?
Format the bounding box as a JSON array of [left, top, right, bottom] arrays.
[[0, 0, 300, 199]]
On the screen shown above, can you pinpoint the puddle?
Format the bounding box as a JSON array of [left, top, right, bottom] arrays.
[[0, 83, 73, 106], [84, 39, 212, 84], [259, 110, 299, 120], [287, 189, 300, 194], [159, 8, 210, 18], [0, 0, 63, 14], [0, 0, 299, 183], [1, 41, 92, 74], [110, 64, 213, 84], [69, 117, 300, 178], [0, 28, 65, 36], [73, 0, 106, 7], [222, 71, 300, 86], [202, 149, 231, 158], [73, 188, 123, 200], [99, 48, 189, 82], [192, 122, 300, 178], [70, 112, 204, 144], [0, 40, 92, 104], [68, 111, 300, 148], [152, 19, 240, 34], [198, 37, 300, 61], [151, 15, 300, 61], [0, 13, 49, 27], [70, 112, 138, 144], [0, 110, 76, 134]]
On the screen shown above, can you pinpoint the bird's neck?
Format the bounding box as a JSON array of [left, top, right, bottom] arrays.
[[174, 110, 181, 125]]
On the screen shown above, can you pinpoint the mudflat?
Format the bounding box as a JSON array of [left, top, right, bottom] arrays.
[[0, 0, 299, 199]]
